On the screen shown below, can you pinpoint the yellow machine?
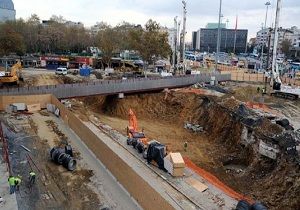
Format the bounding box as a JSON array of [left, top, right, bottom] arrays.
[[0, 61, 23, 85], [296, 72, 300, 80]]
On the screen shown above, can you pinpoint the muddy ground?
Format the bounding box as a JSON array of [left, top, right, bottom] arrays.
[[75, 86, 300, 210], [2, 113, 103, 210]]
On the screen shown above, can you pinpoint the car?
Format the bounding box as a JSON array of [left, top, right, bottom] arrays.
[[55, 67, 68, 75]]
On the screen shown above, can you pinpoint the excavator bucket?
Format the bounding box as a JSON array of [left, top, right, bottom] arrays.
[[128, 109, 138, 132]]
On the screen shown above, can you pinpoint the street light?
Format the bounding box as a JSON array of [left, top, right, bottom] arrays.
[[261, 1, 271, 69]]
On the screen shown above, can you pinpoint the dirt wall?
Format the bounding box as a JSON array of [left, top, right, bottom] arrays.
[[51, 95, 174, 210], [0, 94, 52, 110], [84, 92, 299, 210]]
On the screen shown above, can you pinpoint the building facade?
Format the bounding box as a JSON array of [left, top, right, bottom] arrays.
[[192, 31, 197, 51], [193, 28, 247, 53], [0, 0, 16, 22], [255, 27, 300, 53]]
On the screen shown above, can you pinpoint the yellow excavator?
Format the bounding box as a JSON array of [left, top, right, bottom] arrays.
[[0, 61, 23, 85]]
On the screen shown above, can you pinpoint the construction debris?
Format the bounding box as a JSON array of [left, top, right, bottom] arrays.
[[27, 104, 41, 112], [12, 103, 26, 111], [184, 122, 203, 132], [20, 145, 31, 152]]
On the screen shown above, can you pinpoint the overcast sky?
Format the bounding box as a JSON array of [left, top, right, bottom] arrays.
[[14, 0, 300, 41]]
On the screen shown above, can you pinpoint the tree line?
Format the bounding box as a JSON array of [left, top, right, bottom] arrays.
[[0, 14, 171, 64]]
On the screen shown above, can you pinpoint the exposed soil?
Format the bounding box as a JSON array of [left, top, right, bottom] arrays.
[[79, 90, 300, 210], [2, 113, 102, 210]]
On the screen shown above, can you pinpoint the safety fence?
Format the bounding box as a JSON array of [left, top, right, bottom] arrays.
[[230, 72, 266, 83]]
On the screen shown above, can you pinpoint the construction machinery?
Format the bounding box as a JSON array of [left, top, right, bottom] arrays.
[[270, 0, 300, 100], [0, 61, 23, 85], [126, 109, 148, 153]]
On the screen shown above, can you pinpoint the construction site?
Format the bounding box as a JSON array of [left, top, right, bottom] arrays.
[[0, 0, 300, 209], [0, 65, 299, 210]]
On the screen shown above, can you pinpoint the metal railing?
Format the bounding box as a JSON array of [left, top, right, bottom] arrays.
[[0, 73, 231, 98]]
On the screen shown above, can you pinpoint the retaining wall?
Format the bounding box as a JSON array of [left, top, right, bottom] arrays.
[[50, 95, 174, 210], [0, 94, 51, 110]]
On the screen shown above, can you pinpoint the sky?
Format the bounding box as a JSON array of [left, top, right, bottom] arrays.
[[13, 0, 300, 41]]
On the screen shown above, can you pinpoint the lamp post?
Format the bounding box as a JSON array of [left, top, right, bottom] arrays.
[[182, 0, 187, 73]]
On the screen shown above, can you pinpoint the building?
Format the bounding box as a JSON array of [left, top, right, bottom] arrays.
[[289, 26, 300, 48], [192, 31, 197, 51], [193, 28, 247, 53], [65, 21, 84, 28], [0, 0, 16, 22], [206, 23, 226, 29], [192, 23, 230, 51], [256, 28, 269, 46], [256, 27, 299, 53], [167, 28, 177, 51]]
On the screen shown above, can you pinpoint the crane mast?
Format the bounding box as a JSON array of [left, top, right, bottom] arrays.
[[271, 0, 282, 85]]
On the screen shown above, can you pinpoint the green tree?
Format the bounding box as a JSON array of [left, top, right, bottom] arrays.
[[0, 24, 26, 56], [96, 25, 120, 68], [281, 39, 292, 56], [129, 19, 171, 65]]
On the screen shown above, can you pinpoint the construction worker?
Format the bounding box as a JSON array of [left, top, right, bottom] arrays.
[[184, 141, 188, 152], [8, 176, 15, 194], [29, 171, 36, 185], [14, 176, 22, 191]]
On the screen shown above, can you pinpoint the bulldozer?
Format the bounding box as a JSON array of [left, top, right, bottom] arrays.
[[0, 61, 23, 85]]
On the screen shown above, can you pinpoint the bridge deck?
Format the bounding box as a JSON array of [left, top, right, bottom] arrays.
[[0, 74, 230, 99]]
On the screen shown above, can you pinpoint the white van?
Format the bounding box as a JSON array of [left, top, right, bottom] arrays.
[[55, 67, 68, 75]]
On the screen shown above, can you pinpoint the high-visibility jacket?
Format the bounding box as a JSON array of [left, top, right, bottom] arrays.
[[8, 177, 15, 186], [30, 172, 36, 177]]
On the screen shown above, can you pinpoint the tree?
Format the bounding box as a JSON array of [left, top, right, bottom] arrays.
[[0, 24, 26, 56], [281, 39, 292, 56], [129, 19, 171, 65], [96, 26, 120, 68]]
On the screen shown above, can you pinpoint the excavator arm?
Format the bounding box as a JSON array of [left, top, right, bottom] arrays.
[[0, 61, 22, 84], [128, 108, 138, 132]]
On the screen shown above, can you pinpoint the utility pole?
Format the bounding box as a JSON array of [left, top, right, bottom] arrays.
[[225, 19, 229, 51], [215, 0, 222, 72], [233, 15, 238, 54], [261, 1, 271, 70], [182, 0, 187, 73], [173, 16, 178, 70], [177, 20, 181, 72]]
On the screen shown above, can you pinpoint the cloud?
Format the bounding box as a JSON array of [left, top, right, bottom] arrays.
[[13, 0, 300, 41]]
